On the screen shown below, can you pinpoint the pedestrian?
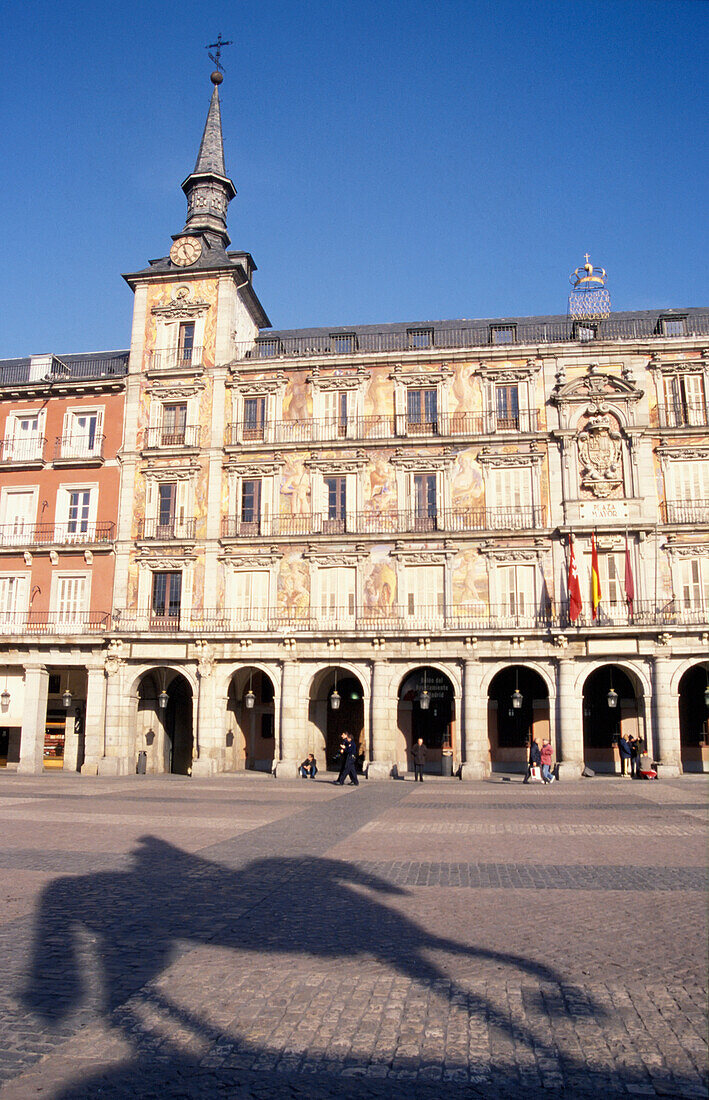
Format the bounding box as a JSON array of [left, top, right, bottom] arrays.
[[523, 737, 542, 783], [412, 737, 427, 782], [628, 734, 640, 778], [335, 733, 359, 786], [618, 733, 632, 777], [299, 753, 317, 779], [540, 739, 555, 783]]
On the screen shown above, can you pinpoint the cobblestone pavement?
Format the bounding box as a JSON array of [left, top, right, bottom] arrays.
[[0, 773, 706, 1099]]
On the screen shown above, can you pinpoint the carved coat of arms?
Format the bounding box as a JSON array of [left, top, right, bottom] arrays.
[[577, 414, 623, 498]]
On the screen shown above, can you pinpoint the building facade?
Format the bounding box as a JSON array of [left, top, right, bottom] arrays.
[[2, 73, 709, 778]]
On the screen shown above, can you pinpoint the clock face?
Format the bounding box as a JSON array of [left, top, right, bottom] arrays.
[[170, 237, 202, 267]]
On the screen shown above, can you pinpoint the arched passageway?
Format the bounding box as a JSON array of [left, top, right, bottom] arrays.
[[309, 669, 365, 771], [398, 668, 455, 775], [679, 664, 709, 773], [137, 669, 193, 775], [487, 666, 549, 773], [582, 665, 642, 773], [227, 669, 276, 771]]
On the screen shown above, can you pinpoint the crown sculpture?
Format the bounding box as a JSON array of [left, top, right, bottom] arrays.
[[568, 254, 611, 320]]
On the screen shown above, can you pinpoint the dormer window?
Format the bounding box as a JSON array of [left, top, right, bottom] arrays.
[[658, 316, 687, 337], [490, 324, 516, 345], [331, 333, 357, 354], [407, 328, 434, 350], [574, 322, 598, 342]]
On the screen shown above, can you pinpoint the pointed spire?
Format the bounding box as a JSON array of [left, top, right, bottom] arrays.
[[179, 73, 236, 249], [193, 85, 227, 176]]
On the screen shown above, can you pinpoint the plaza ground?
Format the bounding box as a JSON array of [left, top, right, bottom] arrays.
[[0, 771, 706, 1098]]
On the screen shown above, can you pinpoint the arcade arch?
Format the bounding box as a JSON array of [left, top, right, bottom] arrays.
[[487, 665, 550, 773], [581, 664, 644, 773], [309, 667, 366, 771], [226, 668, 276, 772], [136, 668, 193, 775], [397, 667, 456, 775], [678, 663, 709, 773]]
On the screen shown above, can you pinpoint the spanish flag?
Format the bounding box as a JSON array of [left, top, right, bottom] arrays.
[[591, 533, 601, 620]]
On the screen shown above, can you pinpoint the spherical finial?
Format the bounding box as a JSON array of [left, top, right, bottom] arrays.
[[210, 70, 223, 85]]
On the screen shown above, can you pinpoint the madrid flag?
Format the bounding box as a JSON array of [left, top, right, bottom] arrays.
[[568, 538, 583, 622], [591, 533, 601, 620]]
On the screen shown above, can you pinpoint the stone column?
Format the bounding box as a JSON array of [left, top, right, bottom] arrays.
[[192, 667, 219, 777], [460, 658, 489, 780], [99, 665, 134, 776], [653, 656, 681, 776], [369, 660, 393, 779], [274, 660, 299, 778], [17, 664, 49, 775], [80, 666, 107, 775], [556, 658, 583, 779]]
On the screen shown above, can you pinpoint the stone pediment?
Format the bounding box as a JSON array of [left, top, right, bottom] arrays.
[[552, 367, 643, 405]]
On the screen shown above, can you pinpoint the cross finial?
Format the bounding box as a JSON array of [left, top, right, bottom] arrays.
[[207, 33, 233, 73], [584, 252, 591, 265]]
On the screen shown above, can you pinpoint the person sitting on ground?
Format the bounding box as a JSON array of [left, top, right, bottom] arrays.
[[540, 739, 555, 784], [299, 753, 317, 779], [638, 751, 658, 780]]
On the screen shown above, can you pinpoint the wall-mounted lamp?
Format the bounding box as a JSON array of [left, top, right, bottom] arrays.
[[511, 667, 523, 710]]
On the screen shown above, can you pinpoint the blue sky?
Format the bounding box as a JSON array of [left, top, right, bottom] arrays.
[[1, 0, 707, 357]]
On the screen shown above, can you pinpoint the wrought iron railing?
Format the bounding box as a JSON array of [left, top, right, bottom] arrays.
[[0, 355, 128, 388], [0, 437, 46, 463], [142, 425, 202, 449], [146, 348, 204, 371], [234, 314, 709, 361], [221, 506, 547, 539], [0, 611, 111, 634], [53, 434, 106, 461], [111, 598, 709, 634], [656, 401, 709, 428], [225, 409, 540, 445], [0, 522, 115, 548], [137, 519, 197, 540], [661, 500, 709, 524]]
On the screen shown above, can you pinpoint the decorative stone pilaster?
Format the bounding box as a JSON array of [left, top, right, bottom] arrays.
[[274, 660, 299, 778], [653, 656, 682, 777], [368, 660, 394, 779], [460, 658, 489, 780], [80, 666, 108, 775], [556, 658, 583, 780], [17, 665, 49, 775]]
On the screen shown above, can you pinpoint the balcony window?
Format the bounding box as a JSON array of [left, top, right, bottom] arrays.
[[499, 564, 535, 621], [495, 383, 520, 430], [322, 391, 348, 438], [55, 575, 88, 628], [662, 374, 706, 427], [0, 574, 28, 631], [413, 473, 437, 531], [331, 333, 357, 354], [243, 397, 266, 441], [152, 571, 182, 622], [490, 325, 516, 345], [681, 558, 709, 611], [162, 403, 187, 446], [407, 388, 438, 434], [405, 564, 444, 620], [241, 479, 262, 533], [67, 490, 91, 537], [177, 322, 195, 365], [0, 488, 36, 542], [62, 410, 103, 458], [3, 413, 43, 462], [407, 328, 434, 350], [323, 476, 346, 533]]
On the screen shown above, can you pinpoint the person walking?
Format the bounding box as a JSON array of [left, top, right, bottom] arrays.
[[540, 739, 554, 783], [412, 737, 427, 782], [523, 737, 542, 783], [335, 733, 359, 786]]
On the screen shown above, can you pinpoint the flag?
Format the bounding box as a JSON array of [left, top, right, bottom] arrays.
[[591, 533, 601, 620], [568, 537, 583, 622], [624, 534, 635, 615]]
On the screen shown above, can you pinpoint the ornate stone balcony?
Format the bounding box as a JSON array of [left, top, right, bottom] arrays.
[[220, 506, 547, 540]]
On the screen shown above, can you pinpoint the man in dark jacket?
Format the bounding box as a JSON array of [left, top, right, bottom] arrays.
[[412, 737, 427, 782], [522, 738, 541, 784], [335, 733, 359, 786]]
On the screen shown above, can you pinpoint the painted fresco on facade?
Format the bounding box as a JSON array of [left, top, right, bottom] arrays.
[[277, 553, 310, 616], [363, 548, 397, 617], [283, 374, 311, 421], [280, 454, 311, 515]]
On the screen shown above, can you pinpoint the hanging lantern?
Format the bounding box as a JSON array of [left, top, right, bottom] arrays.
[[0, 689, 10, 710], [330, 688, 341, 711], [511, 668, 522, 709], [704, 685, 709, 709], [607, 668, 618, 708], [62, 689, 72, 709], [419, 689, 431, 711], [244, 689, 255, 709], [158, 689, 169, 710]]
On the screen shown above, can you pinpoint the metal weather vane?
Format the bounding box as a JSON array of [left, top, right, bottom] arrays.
[[207, 34, 233, 73]]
